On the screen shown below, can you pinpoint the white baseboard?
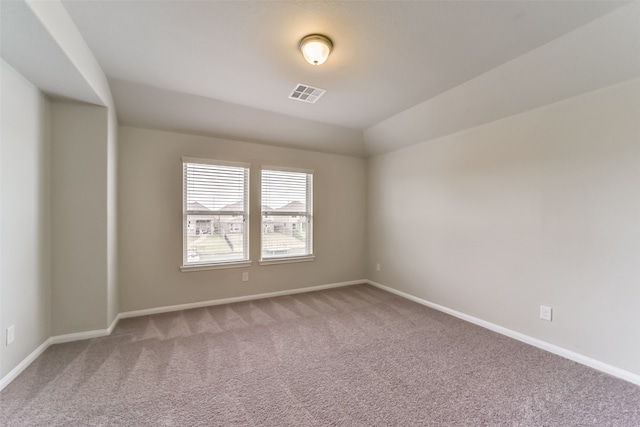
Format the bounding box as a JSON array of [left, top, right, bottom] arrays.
[[0, 337, 52, 391], [119, 280, 364, 319], [106, 314, 119, 335], [5, 278, 637, 391], [49, 325, 113, 345], [1, 315, 121, 392], [0, 279, 364, 391], [367, 280, 640, 387]]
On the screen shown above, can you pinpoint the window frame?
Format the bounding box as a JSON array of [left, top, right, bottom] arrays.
[[181, 157, 251, 272], [260, 166, 314, 265]]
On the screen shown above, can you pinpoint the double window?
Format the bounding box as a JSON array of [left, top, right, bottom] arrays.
[[182, 158, 313, 269]]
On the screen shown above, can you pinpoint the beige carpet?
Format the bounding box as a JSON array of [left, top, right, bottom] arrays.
[[1, 284, 639, 426]]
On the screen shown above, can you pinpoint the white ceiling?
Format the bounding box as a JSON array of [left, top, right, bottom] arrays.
[[3, 1, 637, 157], [0, 0, 103, 105]]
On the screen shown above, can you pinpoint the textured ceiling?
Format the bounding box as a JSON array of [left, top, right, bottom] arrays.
[[0, 0, 102, 105], [3, 1, 636, 157], [61, 1, 625, 129]]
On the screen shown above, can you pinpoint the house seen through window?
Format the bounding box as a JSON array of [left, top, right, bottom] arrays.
[[261, 168, 313, 260], [183, 159, 249, 266]]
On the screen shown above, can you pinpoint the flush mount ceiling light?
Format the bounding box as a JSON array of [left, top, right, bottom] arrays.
[[299, 34, 333, 66]]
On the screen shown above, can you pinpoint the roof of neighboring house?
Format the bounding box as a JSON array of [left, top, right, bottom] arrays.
[[219, 201, 244, 212], [187, 201, 209, 211], [277, 201, 305, 212]]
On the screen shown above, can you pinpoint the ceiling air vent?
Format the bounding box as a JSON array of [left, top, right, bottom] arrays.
[[288, 83, 326, 104]]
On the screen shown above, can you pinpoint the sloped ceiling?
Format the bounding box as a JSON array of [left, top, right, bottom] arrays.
[[3, 1, 639, 157], [0, 0, 103, 106]]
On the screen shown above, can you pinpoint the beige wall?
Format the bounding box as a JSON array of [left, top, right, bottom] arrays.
[[367, 78, 640, 375], [118, 126, 366, 312], [51, 101, 110, 335], [107, 108, 118, 327], [0, 61, 52, 378]]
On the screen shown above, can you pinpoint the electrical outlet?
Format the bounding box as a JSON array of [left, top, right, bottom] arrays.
[[6, 325, 15, 345], [540, 305, 552, 321], [376, 263, 381, 272], [242, 272, 249, 282]]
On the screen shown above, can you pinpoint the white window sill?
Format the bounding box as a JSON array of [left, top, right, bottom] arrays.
[[180, 261, 252, 272], [259, 255, 315, 266]]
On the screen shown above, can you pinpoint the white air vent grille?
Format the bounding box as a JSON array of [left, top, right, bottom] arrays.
[[289, 84, 326, 104]]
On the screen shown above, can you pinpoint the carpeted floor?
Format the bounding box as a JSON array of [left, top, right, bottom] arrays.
[[1, 284, 639, 426]]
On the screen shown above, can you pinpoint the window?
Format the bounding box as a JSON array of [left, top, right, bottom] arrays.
[[182, 158, 249, 269], [261, 168, 313, 262]]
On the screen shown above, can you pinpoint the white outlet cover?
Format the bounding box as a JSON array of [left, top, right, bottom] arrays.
[[7, 325, 15, 345], [540, 305, 552, 321]]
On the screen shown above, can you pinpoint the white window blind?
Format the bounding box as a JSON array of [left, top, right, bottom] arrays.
[[261, 168, 313, 260], [183, 160, 249, 266]]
